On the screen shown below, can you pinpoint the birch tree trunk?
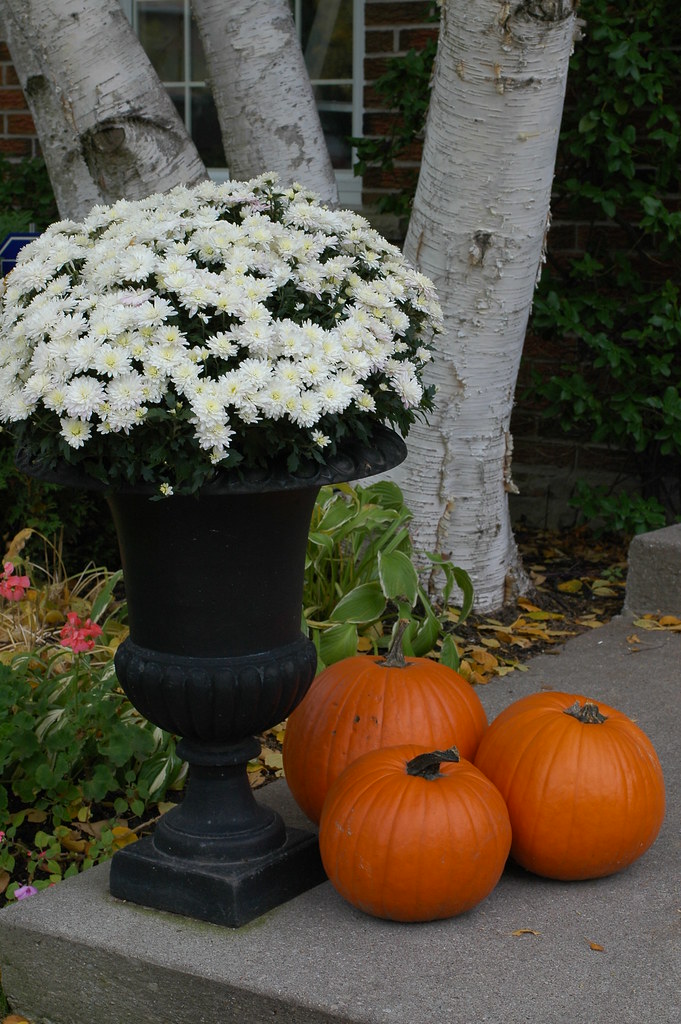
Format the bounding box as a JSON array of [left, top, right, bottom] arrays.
[[395, 0, 578, 611], [191, 0, 339, 206], [0, 0, 207, 221]]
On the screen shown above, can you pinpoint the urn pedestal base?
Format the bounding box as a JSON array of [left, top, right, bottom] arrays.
[[109, 826, 326, 928]]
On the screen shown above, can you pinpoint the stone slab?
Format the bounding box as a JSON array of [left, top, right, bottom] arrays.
[[625, 523, 681, 614], [1, 615, 680, 1024]]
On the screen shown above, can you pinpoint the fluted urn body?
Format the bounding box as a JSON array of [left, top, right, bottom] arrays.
[[103, 428, 406, 925]]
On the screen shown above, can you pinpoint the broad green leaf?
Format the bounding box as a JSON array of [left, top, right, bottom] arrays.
[[330, 581, 386, 624], [359, 480, 407, 510], [317, 622, 358, 667], [439, 634, 461, 671], [409, 611, 440, 658], [315, 498, 357, 533], [378, 549, 419, 605]]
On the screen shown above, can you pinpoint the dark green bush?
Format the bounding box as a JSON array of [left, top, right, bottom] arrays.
[[352, 0, 681, 530], [529, 0, 681, 525]]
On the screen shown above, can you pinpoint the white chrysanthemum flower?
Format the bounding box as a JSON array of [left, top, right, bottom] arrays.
[[317, 378, 356, 415], [42, 385, 68, 414], [286, 390, 323, 428], [22, 372, 54, 403], [60, 417, 92, 448], [66, 336, 101, 375], [0, 175, 440, 492], [64, 377, 107, 419], [237, 358, 272, 390], [390, 365, 424, 408], [106, 372, 148, 411], [355, 391, 377, 413], [256, 381, 298, 419]]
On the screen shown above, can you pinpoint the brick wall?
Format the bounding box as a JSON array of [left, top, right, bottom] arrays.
[[362, 1, 437, 218], [0, 43, 39, 158]]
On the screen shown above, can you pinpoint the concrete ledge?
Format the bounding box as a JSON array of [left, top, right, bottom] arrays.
[[625, 523, 681, 614], [1, 618, 680, 1024]]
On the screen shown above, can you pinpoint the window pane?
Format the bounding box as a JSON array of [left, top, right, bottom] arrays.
[[190, 15, 208, 82], [192, 88, 228, 169], [313, 85, 352, 169], [138, 0, 184, 81], [300, 0, 353, 82]]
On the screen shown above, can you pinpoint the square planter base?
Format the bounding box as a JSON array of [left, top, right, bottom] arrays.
[[108, 826, 326, 927]]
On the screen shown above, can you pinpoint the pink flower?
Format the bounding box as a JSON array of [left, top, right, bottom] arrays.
[[0, 561, 31, 601], [15, 884, 39, 900], [59, 612, 103, 653]]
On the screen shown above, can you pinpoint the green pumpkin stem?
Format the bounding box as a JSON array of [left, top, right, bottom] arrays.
[[380, 618, 411, 668], [406, 747, 460, 780], [563, 699, 608, 724]]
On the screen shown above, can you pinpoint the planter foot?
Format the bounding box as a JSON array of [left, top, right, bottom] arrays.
[[109, 826, 326, 927]]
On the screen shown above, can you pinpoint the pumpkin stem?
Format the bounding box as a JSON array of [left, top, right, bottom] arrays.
[[406, 747, 460, 780], [563, 699, 608, 724], [380, 618, 411, 668]]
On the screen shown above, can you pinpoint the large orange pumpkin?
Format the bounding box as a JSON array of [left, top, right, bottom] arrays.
[[474, 690, 666, 881], [283, 624, 488, 823], [319, 744, 512, 922]]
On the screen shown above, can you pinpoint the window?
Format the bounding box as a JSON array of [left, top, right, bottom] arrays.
[[119, 0, 363, 204]]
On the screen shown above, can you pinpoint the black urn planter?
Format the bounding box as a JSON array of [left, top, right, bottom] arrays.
[[18, 428, 406, 926]]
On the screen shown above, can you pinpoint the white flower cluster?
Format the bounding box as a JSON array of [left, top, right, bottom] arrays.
[[0, 174, 441, 484]]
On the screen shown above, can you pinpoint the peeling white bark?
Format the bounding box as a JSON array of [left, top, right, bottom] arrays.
[[0, 0, 207, 220], [396, 0, 578, 611], [191, 0, 339, 206]]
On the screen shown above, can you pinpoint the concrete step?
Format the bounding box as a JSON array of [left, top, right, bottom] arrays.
[[1, 613, 680, 1024]]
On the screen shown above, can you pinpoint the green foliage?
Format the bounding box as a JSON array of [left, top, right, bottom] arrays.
[[568, 481, 669, 536], [350, 0, 681, 526], [0, 153, 58, 238], [529, 0, 681, 520], [303, 480, 473, 670], [0, 647, 185, 902], [0, 564, 184, 904]]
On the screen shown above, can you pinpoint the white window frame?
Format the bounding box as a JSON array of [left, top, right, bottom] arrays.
[[119, 0, 364, 206]]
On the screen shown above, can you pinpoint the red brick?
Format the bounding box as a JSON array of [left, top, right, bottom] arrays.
[[365, 31, 395, 53], [0, 88, 28, 110], [7, 113, 36, 135], [3, 64, 20, 86], [363, 112, 403, 135], [364, 56, 395, 80], [363, 165, 419, 190], [576, 446, 635, 474], [0, 137, 32, 156], [512, 439, 578, 469], [399, 27, 438, 49], [365, 3, 434, 29], [0, 43, 11, 61], [363, 85, 395, 109], [545, 223, 578, 253]]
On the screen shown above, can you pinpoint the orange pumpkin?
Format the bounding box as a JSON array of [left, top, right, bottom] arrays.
[[474, 690, 666, 881], [319, 744, 512, 921], [283, 623, 488, 823]]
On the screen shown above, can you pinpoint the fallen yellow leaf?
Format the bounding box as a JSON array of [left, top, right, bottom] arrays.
[[557, 579, 583, 593], [111, 826, 138, 850], [589, 941, 605, 952], [511, 928, 540, 937]]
